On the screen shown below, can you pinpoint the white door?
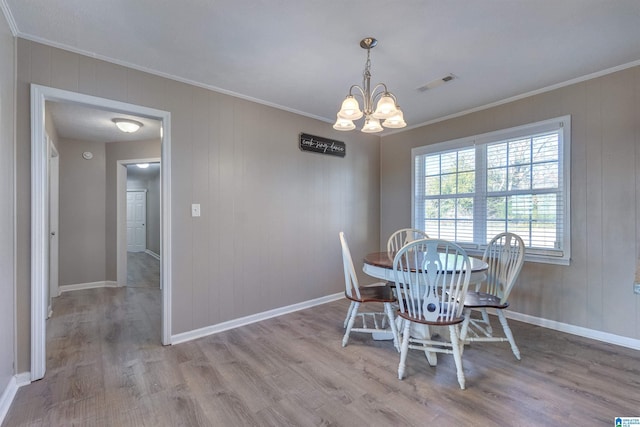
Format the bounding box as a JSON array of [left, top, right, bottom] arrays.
[[127, 190, 147, 252]]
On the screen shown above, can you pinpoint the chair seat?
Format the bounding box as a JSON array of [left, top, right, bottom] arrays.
[[345, 284, 396, 303], [464, 291, 509, 309], [397, 310, 464, 326]]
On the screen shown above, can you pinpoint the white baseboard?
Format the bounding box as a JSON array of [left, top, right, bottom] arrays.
[[0, 372, 30, 425], [59, 280, 119, 294], [171, 292, 344, 344], [0, 377, 17, 424], [15, 372, 30, 387], [168, 290, 639, 351], [506, 311, 640, 350], [144, 249, 160, 260]]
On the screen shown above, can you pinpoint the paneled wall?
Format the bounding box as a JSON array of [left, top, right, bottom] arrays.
[[381, 65, 640, 340], [58, 138, 107, 286], [15, 39, 380, 372], [0, 9, 15, 397]]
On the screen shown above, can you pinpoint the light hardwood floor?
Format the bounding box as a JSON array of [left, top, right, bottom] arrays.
[[127, 252, 160, 289], [4, 286, 639, 426]]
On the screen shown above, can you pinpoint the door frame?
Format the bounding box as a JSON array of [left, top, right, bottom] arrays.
[[48, 136, 59, 314], [31, 84, 172, 380]]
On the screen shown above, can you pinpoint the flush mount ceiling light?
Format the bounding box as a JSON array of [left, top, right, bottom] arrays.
[[136, 163, 149, 169], [112, 118, 143, 133], [333, 37, 406, 133]]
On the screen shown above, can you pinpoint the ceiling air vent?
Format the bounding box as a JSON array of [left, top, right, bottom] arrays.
[[417, 74, 455, 92]]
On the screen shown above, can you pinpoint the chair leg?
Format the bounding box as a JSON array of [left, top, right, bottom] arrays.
[[342, 302, 360, 347], [497, 309, 520, 360], [458, 309, 471, 356], [343, 301, 355, 328], [384, 302, 400, 352], [480, 308, 492, 335], [449, 324, 466, 390], [398, 320, 411, 380]]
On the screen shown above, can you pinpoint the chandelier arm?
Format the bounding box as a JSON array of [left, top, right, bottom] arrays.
[[348, 84, 370, 114], [372, 89, 399, 107], [371, 83, 389, 95], [371, 84, 399, 104], [348, 85, 366, 98]]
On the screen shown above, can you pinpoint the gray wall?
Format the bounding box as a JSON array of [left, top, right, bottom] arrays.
[[58, 138, 107, 286], [105, 139, 161, 280], [15, 39, 381, 372], [380, 65, 640, 340], [127, 164, 161, 255], [0, 8, 15, 397]]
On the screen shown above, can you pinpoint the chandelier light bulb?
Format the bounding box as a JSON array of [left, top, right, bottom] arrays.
[[372, 94, 398, 119], [382, 107, 407, 129], [333, 115, 356, 130], [338, 96, 363, 120], [361, 117, 383, 133]]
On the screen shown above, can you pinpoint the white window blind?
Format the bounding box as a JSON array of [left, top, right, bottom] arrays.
[[412, 116, 571, 265]]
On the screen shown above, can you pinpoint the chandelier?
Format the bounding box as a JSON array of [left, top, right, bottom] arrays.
[[333, 37, 406, 133]]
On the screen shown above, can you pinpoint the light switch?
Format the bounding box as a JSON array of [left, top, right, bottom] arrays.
[[191, 204, 201, 217]]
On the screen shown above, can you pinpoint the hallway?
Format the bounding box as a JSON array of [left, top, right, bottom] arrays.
[[127, 252, 160, 288], [4, 285, 161, 425]]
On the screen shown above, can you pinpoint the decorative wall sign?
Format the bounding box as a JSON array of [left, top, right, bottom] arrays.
[[299, 133, 346, 157]]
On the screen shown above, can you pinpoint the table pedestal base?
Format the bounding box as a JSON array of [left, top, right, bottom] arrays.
[[372, 331, 395, 340]]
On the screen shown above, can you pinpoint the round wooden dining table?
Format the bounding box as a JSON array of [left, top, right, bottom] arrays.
[[362, 250, 488, 341], [362, 251, 488, 284]]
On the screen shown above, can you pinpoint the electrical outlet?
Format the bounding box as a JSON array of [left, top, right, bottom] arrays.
[[191, 204, 201, 217], [634, 283, 640, 295]]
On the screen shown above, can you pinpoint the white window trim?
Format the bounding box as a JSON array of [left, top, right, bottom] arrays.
[[411, 115, 571, 265]]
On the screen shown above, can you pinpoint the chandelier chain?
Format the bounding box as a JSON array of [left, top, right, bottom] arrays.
[[363, 48, 372, 82]]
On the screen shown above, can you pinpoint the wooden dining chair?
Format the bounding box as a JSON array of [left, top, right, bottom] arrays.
[[459, 232, 525, 359], [339, 232, 400, 351], [387, 228, 429, 253], [393, 239, 471, 389]]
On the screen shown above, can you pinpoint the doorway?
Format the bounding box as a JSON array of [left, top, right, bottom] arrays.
[[30, 84, 172, 380], [125, 162, 161, 289]]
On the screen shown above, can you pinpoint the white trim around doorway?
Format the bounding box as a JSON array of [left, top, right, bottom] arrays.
[[30, 84, 172, 381]]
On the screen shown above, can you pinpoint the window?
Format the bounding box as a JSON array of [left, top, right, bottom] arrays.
[[412, 116, 570, 265]]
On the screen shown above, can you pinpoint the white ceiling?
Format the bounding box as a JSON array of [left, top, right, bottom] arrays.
[[47, 102, 161, 143], [5, 0, 640, 137]]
